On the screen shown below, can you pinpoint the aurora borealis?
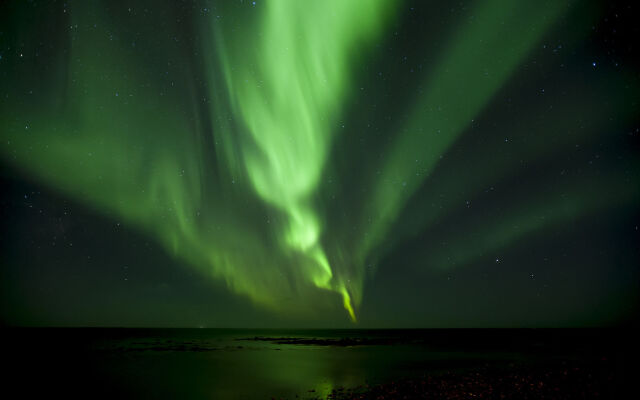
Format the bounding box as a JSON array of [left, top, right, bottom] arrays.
[[1, 0, 639, 327]]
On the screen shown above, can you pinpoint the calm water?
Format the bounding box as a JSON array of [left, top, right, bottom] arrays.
[[2, 328, 627, 399]]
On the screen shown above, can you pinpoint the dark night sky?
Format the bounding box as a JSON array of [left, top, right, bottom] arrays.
[[1, 0, 639, 328]]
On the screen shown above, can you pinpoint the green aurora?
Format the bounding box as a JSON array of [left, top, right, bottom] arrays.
[[1, 0, 638, 325]]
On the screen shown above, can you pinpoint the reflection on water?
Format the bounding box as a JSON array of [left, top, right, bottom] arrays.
[[90, 330, 438, 399], [4, 328, 619, 399]]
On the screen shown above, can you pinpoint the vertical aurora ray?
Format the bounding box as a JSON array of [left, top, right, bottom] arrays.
[[340, 0, 571, 307], [209, 0, 392, 319], [373, 56, 639, 268]]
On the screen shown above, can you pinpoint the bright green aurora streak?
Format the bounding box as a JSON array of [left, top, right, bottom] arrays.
[[210, 0, 394, 320], [1, 0, 637, 322]]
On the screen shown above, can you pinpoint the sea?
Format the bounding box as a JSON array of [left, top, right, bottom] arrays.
[[2, 328, 634, 399]]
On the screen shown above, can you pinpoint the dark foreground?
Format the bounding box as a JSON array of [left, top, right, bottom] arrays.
[[1, 328, 636, 399], [314, 358, 614, 399]]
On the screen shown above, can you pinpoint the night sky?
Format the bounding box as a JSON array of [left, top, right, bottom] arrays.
[[1, 0, 638, 328]]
